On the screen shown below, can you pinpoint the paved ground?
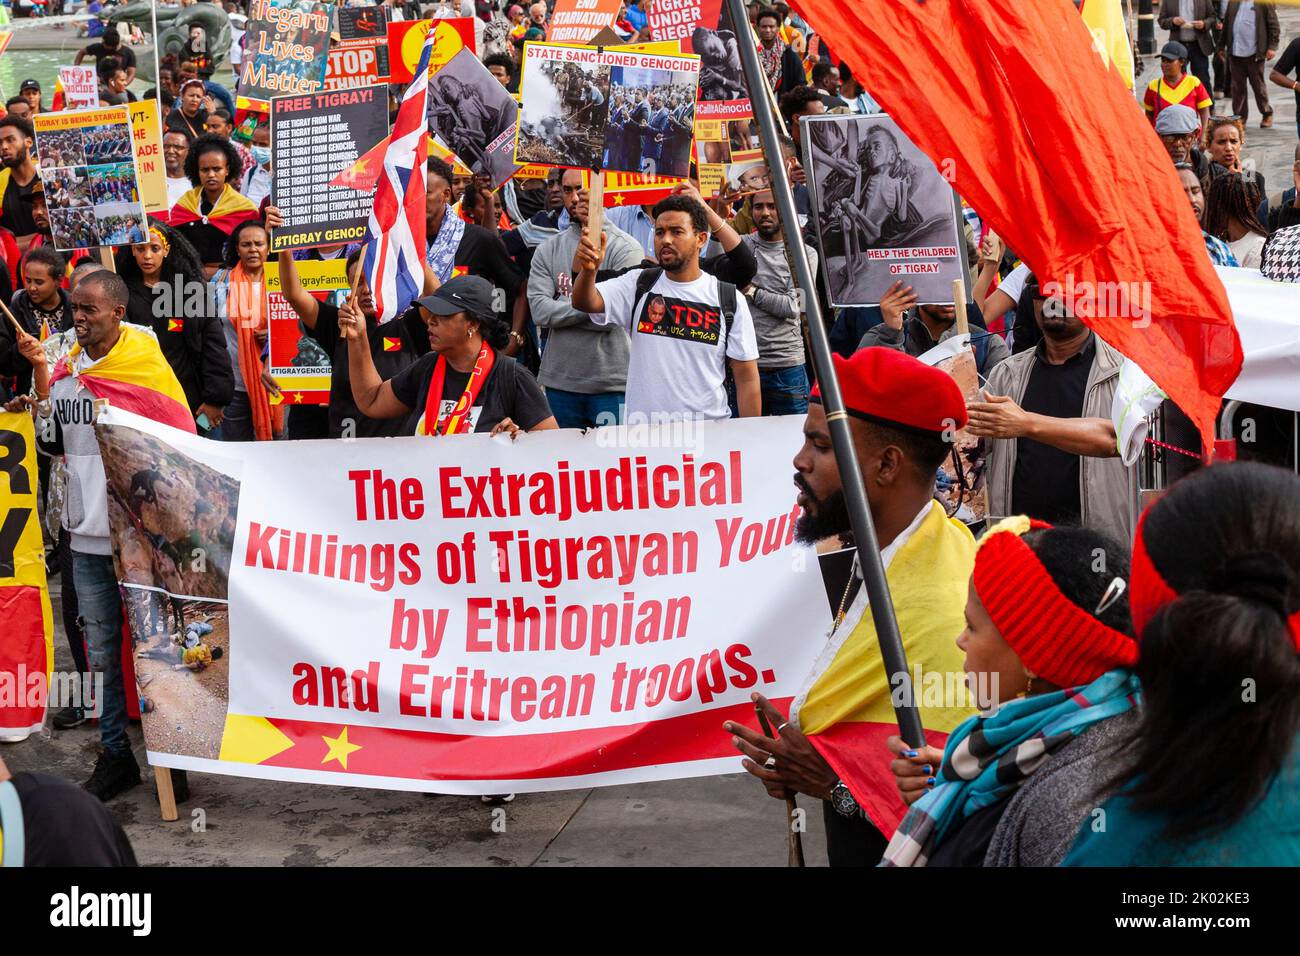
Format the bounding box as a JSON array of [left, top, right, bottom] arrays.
[[1134, 9, 1300, 191]]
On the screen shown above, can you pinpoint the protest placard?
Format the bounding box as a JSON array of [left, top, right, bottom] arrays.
[[238, 0, 334, 110], [269, 85, 390, 253], [512, 163, 556, 181], [57, 65, 98, 110], [34, 107, 147, 251], [265, 258, 348, 404], [0, 412, 54, 740], [516, 42, 699, 175], [602, 169, 683, 207], [324, 5, 391, 90], [427, 48, 521, 190], [548, 0, 622, 44], [803, 113, 967, 307], [128, 99, 169, 216], [917, 334, 988, 526], [98, 409, 829, 793], [649, 0, 750, 121], [388, 17, 477, 84]]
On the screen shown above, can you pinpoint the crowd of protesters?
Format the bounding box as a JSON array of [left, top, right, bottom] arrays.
[[0, 0, 1297, 869]]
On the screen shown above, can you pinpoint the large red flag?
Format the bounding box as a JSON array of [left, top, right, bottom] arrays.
[[790, 0, 1241, 451]]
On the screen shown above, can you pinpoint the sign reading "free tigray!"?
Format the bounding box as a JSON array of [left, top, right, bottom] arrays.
[[268, 85, 391, 252]]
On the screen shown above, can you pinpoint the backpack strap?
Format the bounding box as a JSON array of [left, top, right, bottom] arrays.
[[0, 779, 24, 868], [634, 266, 662, 312], [717, 279, 736, 353]]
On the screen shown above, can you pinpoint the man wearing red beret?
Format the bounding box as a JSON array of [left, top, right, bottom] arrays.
[[726, 347, 978, 866]]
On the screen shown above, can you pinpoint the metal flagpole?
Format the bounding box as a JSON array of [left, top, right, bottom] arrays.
[[151, 0, 162, 88], [724, 0, 924, 745]]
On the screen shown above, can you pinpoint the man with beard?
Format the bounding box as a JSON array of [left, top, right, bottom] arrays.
[[723, 347, 977, 866], [572, 193, 761, 422], [528, 168, 643, 428], [0, 117, 40, 253], [738, 188, 818, 415], [967, 275, 1132, 546], [31, 271, 193, 800]]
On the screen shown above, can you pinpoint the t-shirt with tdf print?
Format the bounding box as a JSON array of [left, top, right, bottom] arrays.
[[592, 269, 758, 421]]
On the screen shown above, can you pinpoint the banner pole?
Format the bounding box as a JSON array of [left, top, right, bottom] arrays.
[[724, 0, 924, 745], [151, 0, 161, 88]]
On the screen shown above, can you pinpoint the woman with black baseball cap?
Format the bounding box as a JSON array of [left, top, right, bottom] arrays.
[[342, 275, 556, 437]]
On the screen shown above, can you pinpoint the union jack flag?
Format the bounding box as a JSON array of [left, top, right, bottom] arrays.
[[361, 26, 435, 322]]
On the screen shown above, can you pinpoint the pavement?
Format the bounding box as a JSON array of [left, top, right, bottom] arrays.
[[1134, 8, 1300, 193]]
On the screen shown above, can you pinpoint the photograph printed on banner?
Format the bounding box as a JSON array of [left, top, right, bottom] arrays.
[[100, 422, 240, 761], [650, 0, 749, 118], [691, 2, 746, 103], [917, 336, 988, 526], [698, 138, 731, 165], [725, 159, 769, 195], [35, 128, 87, 169], [80, 121, 135, 165], [42, 165, 95, 208], [427, 47, 521, 189], [803, 113, 966, 307], [89, 162, 139, 205], [727, 118, 761, 161], [516, 47, 611, 169], [604, 62, 696, 177], [48, 207, 101, 248]]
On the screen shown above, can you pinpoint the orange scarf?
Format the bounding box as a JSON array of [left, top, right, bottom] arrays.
[[226, 262, 282, 441], [416, 346, 496, 436]]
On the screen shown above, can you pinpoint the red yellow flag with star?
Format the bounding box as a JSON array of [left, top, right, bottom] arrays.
[[0, 412, 54, 739]]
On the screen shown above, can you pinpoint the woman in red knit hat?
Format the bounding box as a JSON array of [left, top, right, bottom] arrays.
[[1065, 462, 1300, 866], [881, 518, 1139, 867]]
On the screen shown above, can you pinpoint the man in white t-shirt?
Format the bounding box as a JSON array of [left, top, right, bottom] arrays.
[[572, 195, 761, 423]]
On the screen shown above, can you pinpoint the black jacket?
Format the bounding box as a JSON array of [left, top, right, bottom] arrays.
[[125, 282, 235, 412], [0, 289, 72, 399], [1219, 1, 1281, 59], [1157, 0, 1220, 58]]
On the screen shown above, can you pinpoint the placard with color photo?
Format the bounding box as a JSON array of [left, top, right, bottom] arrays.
[[34, 107, 147, 251]]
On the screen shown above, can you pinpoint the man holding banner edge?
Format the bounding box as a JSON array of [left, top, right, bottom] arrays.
[[724, 347, 977, 866]]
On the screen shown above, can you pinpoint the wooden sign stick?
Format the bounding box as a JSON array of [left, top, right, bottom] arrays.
[[586, 169, 605, 245], [953, 278, 969, 338], [0, 297, 25, 337]]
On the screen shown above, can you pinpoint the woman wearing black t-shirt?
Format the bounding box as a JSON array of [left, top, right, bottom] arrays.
[[342, 275, 556, 437]]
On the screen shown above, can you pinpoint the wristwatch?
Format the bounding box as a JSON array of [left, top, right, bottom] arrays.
[[830, 780, 860, 818], [509, 330, 526, 346]]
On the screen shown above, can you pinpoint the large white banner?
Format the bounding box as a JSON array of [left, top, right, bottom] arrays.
[[98, 411, 831, 793]]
